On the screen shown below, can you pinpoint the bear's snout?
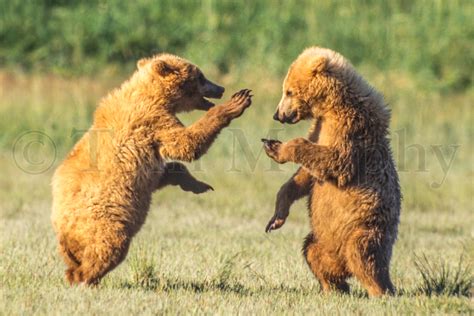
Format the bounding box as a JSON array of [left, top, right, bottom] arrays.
[[273, 110, 297, 124], [202, 80, 225, 99], [273, 111, 280, 121]]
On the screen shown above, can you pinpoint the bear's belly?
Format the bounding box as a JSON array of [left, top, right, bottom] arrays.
[[52, 157, 166, 239], [309, 182, 377, 244]]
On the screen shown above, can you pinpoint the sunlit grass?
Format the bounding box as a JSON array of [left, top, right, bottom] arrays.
[[0, 70, 472, 313], [414, 253, 472, 297]]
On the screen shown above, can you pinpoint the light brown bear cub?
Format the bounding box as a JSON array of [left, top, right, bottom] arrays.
[[52, 54, 252, 285], [263, 47, 400, 297]]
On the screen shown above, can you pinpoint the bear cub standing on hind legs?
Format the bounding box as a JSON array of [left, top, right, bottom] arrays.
[[263, 47, 401, 297], [51, 54, 252, 286]]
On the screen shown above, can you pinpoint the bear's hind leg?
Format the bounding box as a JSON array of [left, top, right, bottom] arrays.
[[58, 236, 82, 285], [345, 230, 395, 297], [74, 236, 131, 286], [154, 162, 213, 194], [303, 233, 350, 293]]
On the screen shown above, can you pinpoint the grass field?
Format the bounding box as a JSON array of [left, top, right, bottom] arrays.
[[0, 67, 472, 314], [0, 0, 473, 314]]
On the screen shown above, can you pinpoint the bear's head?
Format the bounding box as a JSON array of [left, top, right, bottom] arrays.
[[136, 54, 225, 113], [273, 47, 343, 124]]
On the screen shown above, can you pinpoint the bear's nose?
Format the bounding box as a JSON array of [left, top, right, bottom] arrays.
[[273, 111, 279, 121]]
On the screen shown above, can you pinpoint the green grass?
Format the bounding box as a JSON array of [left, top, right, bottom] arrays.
[[414, 253, 472, 297], [0, 68, 472, 314], [0, 160, 472, 314]]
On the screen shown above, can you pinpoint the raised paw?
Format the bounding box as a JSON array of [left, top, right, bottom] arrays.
[[261, 138, 286, 163], [225, 89, 253, 119]]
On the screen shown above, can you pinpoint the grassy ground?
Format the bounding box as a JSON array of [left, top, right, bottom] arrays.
[[0, 69, 472, 314]]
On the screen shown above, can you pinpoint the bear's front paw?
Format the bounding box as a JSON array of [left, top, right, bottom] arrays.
[[224, 89, 253, 119], [262, 138, 289, 163], [265, 214, 287, 233]]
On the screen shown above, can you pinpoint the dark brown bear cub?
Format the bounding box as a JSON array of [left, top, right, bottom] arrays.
[[263, 47, 401, 297]]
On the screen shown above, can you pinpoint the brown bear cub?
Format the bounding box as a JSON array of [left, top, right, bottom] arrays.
[[51, 54, 252, 285], [263, 47, 401, 297]]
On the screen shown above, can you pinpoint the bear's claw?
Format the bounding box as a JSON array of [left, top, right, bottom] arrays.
[[261, 138, 282, 161], [224, 89, 253, 119]]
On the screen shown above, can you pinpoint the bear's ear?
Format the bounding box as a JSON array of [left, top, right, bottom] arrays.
[[152, 60, 178, 76], [309, 56, 327, 75], [137, 58, 148, 70]]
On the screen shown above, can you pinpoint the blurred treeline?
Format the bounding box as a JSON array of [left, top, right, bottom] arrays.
[[0, 0, 472, 92]]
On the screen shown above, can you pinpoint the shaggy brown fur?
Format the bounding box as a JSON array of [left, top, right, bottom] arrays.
[[51, 54, 252, 285], [263, 47, 401, 297]]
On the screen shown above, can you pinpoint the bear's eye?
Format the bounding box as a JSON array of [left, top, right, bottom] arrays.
[[198, 73, 206, 85], [286, 90, 293, 97]]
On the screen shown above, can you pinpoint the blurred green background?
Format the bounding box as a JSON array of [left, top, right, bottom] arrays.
[[1, 0, 472, 92]]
